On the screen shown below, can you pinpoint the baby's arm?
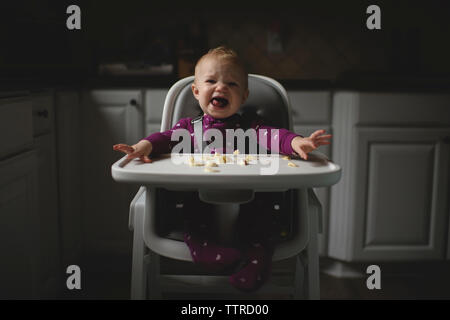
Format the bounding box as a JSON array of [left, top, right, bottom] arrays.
[[113, 140, 153, 163], [113, 118, 191, 162], [290, 130, 331, 160]]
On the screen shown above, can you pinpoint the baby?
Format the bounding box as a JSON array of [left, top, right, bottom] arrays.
[[114, 46, 331, 291]]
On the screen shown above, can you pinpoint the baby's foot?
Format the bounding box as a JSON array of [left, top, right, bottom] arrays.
[[183, 233, 242, 270], [229, 243, 271, 291]]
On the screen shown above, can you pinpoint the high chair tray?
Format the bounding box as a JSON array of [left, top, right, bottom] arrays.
[[112, 152, 341, 190]]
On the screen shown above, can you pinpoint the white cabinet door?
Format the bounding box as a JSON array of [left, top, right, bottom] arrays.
[[329, 127, 450, 261], [0, 151, 38, 299], [81, 90, 144, 254]]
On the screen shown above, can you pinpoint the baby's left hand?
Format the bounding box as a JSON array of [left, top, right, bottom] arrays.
[[291, 130, 332, 160]]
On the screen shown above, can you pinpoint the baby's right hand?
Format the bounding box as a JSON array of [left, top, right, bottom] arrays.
[[113, 140, 153, 163]]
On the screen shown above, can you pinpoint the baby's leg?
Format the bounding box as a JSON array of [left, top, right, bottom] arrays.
[[183, 233, 242, 271], [229, 242, 273, 291], [230, 195, 275, 291], [183, 196, 241, 270]]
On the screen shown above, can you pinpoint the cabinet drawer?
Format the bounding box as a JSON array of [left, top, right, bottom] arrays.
[[333, 92, 450, 126], [87, 90, 141, 105], [0, 96, 33, 158], [288, 91, 331, 124], [32, 93, 54, 136]]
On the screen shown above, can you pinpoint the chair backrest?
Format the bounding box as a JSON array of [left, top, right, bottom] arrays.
[[160, 74, 293, 132], [143, 75, 311, 262]]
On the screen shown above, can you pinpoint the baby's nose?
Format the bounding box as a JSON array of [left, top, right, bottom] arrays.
[[215, 82, 227, 91]]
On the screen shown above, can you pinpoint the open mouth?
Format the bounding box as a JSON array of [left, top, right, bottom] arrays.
[[210, 97, 229, 108]]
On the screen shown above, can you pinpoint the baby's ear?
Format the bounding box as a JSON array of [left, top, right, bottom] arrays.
[[191, 83, 200, 100], [242, 88, 249, 103]]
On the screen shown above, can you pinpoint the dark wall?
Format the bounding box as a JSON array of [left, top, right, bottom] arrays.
[[1, 0, 449, 81]]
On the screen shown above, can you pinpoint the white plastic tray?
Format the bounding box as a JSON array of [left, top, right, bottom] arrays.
[[112, 152, 341, 191]]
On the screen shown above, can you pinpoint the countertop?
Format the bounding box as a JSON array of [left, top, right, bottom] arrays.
[[1, 73, 450, 95]]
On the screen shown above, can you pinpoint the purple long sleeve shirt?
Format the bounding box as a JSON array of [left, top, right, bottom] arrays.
[[144, 113, 300, 156]]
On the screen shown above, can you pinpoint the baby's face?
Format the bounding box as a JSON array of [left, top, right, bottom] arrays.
[[192, 57, 249, 119]]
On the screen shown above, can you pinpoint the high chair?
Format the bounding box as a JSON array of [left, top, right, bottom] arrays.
[[120, 75, 341, 299]]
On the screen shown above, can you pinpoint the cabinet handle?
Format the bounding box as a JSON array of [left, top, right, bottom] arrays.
[[130, 99, 138, 107], [37, 110, 49, 118]]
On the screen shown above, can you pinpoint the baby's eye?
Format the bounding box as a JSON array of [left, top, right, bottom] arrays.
[[228, 82, 238, 87], [206, 79, 216, 84]]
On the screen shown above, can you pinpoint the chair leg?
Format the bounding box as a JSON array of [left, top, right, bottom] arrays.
[[146, 251, 162, 299], [293, 253, 306, 299], [131, 207, 147, 300], [305, 206, 320, 300]]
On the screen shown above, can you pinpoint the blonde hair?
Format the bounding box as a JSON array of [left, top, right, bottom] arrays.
[[195, 46, 248, 88]]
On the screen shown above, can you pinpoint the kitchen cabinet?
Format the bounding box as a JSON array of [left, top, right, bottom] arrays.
[[0, 95, 39, 298], [0, 151, 39, 299], [289, 90, 332, 255], [81, 90, 144, 255], [328, 92, 450, 262], [0, 91, 62, 298]]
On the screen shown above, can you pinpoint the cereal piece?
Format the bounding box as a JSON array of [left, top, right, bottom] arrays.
[[187, 156, 205, 166], [187, 156, 195, 166], [245, 155, 256, 162], [288, 161, 298, 167], [238, 159, 248, 166], [282, 155, 291, 160], [205, 160, 218, 167], [217, 155, 227, 163], [233, 149, 240, 155], [204, 167, 219, 173]]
